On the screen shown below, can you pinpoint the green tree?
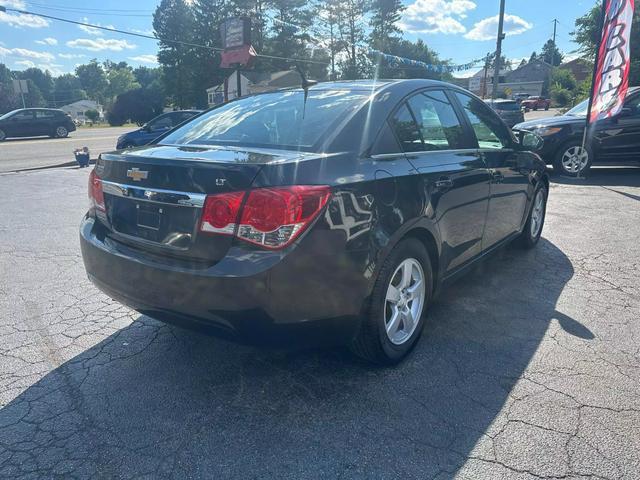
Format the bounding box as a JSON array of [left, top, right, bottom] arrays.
[[106, 68, 140, 100], [16, 68, 54, 101], [107, 88, 165, 126], [541, 39, 563, 66], [0, 64, 20, 114], [76, 60, 108, 103], [23, 80, 46, 108], [53, 74, 87, 107], [153, 0, 199, 108], [573, 2, 640, 85], [133, 66, 161, 89], [266, 0, 314, 71], [85, 109, 100, 123], [337, 0, 370, 79], [369, 0, 404, 51], [374, 38, 450, 80]]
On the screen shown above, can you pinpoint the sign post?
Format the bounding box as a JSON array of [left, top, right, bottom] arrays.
[[220, 17, 256, 101], [12, 79, 28, 108]]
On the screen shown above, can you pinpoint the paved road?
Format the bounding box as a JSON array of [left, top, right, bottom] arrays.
[[1, 166, 639, 478], [525, 107, 564, 121], [0, 126, 131, 173]]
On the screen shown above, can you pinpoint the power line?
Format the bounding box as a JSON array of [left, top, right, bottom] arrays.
[[5, 7, 330, 66]]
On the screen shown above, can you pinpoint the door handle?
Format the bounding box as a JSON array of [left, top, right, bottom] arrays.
[[434, 177, 454, 189]]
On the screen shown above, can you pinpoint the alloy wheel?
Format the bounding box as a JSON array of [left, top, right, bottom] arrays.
[[561, 146, 589, 174], [384, 258, 426, 346], [56, 126, 68, 138], [530, 189, 545, 238]]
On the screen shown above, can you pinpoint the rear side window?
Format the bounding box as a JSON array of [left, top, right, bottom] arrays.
[[13, 111, 34, 120], [35, 110, 55, 119], [406, 90, 465, 151], [454, 92, 512, 150], [389, 104, 423, 152]]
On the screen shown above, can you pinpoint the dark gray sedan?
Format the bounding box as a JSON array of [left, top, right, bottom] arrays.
[[485, 99, 525, 128]]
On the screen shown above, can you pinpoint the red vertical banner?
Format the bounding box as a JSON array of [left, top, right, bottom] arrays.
[[589, 0, 635, 124]]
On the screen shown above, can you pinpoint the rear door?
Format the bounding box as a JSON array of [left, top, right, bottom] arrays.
[[389, 89, 491, 273], [33, 110, 56, 136], [452, 91, 531, 249], [594, 92, 640, 159]]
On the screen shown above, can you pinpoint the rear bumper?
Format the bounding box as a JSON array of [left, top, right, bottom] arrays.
[[80, 216, 367, 347]]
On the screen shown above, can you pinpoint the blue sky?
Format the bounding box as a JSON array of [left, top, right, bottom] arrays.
[[0, 0, 597, 78]]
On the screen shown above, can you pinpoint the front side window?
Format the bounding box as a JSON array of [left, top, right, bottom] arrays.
[[161, 90, 369, 151], [406, 90, 466, 150], [455, 92, 512, 150], [148, 114, 173, 130], [13, 111, 33, 121]]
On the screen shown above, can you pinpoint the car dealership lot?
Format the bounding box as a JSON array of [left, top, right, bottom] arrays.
[[1, 166, 639, 478], [0, 126, 130, 173]]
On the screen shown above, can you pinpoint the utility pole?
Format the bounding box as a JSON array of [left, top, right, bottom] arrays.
[[551, 18, 558, 65], [492, 0, 506, 100]]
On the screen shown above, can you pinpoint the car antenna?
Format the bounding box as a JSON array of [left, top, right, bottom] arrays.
[[294, 64, 317, 118]]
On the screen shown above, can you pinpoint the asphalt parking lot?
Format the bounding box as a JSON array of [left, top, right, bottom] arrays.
[[1, 165, 639, 479]]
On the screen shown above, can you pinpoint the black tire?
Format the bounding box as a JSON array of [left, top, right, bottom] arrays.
[[54, 126, 69, 138], [533, 106, 538, 111], [553, 140, 593, 177], [0, 129, 5, 142], [515, 184, 548, 249], [545, 104, 550, 111], [350, 238, 433, 365]]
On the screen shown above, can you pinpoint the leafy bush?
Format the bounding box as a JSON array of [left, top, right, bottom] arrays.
[[106, 87, 164, 126], [85, 109, 100, 123], [551, 87, 572, 107]]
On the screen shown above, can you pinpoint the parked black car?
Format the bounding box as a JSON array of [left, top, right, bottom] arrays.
[[0, 108, 76, 141], [81, 80, 549, 364], [484, 99, 525, 127], [513, 86, 640, 176], [115, 110, 201, 149]]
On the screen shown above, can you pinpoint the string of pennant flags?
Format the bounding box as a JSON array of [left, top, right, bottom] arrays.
[[368, 49, 485, 73]]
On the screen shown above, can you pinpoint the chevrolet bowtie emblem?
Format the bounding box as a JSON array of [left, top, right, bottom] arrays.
[[127, 168, 148, 182]]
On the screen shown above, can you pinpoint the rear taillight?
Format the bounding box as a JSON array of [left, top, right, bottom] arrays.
[[88, 168, 105, 211], [200, 186, 331, 249]]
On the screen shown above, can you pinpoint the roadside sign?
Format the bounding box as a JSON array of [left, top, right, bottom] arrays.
[[12, 79, 28, 94], [504, 87, 512, 97], [220, 17, 251, 51]]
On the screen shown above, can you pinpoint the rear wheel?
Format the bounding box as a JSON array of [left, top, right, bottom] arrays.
[[350, 238, 432, 365], [545, 104, 550, 111], [0, 129, 5, 142], [515, 184, 547, 249], [54, 126, 69, 138], [553, 140, 592, 176]]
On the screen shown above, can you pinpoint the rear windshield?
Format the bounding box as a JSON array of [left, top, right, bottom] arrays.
[[493, 101, 520, 111], [160, 89, 370, 151]]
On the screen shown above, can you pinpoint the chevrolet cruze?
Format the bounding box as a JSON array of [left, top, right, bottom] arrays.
[[81, 80, 549, 364]]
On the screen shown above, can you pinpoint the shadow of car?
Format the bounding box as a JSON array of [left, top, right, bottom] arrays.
[[0, 239, 583, 478]]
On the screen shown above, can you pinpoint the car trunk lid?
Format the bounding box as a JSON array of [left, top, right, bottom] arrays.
[[94, 144, 304, 263]]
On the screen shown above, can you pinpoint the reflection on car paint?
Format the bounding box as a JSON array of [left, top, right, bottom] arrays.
[[326, 192, 374, 241]]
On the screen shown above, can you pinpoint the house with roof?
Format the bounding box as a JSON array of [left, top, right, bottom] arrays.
[[206, 70, 303, 107], [59, 99, 103, 122]]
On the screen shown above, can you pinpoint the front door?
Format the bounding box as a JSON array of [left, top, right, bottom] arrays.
[[389, 89, 491, 273], [6, 110, 36, 138], [452, 92, 531, 249], [594, 92, 640, 160]]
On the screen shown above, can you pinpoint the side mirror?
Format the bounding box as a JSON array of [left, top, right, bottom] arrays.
[[518, 131, 544, 152]]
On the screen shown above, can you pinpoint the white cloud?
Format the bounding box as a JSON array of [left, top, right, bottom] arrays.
[[58, 53, 86, 59], [14, 59, 35, 68], [66, 38, 136, 52], [0, 0, 26, 8], [128, 54, 157, 65], [464, 14, 533, 41], [35, 37, 58, 46], [77, 17, 115, 36], [400, 0, 476, 34], [0, 46, 55, 62], [0, 10, 49, 28]]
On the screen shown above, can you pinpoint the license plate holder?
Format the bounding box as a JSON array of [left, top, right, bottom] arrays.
[[136, 204, 162, 230]]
